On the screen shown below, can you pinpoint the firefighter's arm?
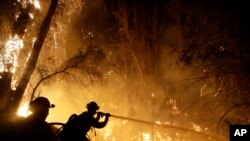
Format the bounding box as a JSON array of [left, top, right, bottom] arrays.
[[96, 112, 104, 120], [93, 113, 110, 128]]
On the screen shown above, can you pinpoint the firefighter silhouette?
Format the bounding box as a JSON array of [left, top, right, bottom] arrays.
[[12, 97, 56, 141], [58, 101, 110, 141]]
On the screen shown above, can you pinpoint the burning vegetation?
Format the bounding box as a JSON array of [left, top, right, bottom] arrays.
[[1, 0, 250, 140]]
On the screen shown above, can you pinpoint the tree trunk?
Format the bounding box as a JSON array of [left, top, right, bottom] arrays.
[[0, 72, 14, 111], [9, 0, 58, 113]]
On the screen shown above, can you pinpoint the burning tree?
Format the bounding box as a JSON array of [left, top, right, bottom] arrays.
[[0, 0, 105, 116], [1, 0, 249, 139], [0, 0, 58, 113]]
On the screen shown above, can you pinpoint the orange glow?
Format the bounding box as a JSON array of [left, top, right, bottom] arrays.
[[142, 132, 151, 141], [17, 102, 32, 117], [5, 1, 229, 141]]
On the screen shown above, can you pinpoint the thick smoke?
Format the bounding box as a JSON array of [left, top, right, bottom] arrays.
[[24, 0, 233, 140]]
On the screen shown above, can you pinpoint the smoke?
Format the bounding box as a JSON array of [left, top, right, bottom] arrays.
[[21, 0, 230, 140]]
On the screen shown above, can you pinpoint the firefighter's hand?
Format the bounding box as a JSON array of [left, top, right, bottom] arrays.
[[97, 112, 105, 117], [106, 113, 111, 117]]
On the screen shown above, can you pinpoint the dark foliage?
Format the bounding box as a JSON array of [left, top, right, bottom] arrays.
[[178, 0, 250, 124]]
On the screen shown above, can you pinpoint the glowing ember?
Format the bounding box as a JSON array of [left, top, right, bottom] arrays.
[[29, 13, 34, 19], [152, 93, 155, 98], [11, 79, 18, 90], [191, 122, 202, 132], [155, 121, 162, 125], [30, 0, 41, 10]]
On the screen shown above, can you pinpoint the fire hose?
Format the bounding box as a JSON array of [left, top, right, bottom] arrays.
[[111, 114, 204, 132], [50, 114, 226, 140], [110, 114, 226, 140]]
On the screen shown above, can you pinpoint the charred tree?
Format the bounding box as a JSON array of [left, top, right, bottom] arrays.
[[8, 0, 59, 113], [0, 72, 14, 111]]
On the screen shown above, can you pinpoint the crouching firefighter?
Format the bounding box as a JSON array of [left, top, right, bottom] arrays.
[[58, 101, 110, 141]]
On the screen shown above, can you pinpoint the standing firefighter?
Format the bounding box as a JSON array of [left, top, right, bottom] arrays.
[[58, 101, 110, 141], [12, 97, 56, 141]]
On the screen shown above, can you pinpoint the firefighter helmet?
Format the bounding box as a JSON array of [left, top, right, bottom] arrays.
[[86, 101, 100, 110], [29, 97, 54, 109]]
